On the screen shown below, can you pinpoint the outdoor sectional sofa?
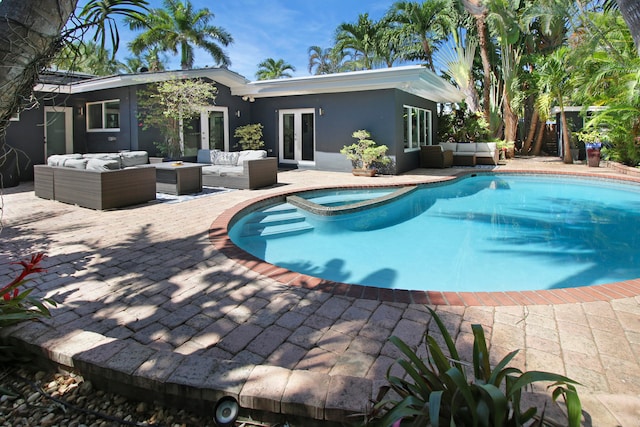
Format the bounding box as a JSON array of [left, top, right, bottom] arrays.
[[34, 151, 156, 210], [439, 142, 499, 166], [196, 149, 278, 190]]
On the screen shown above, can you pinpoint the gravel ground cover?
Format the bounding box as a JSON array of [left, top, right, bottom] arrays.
[[0, 366, 226, 427]]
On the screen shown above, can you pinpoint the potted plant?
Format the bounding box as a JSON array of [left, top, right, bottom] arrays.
[[234, 123, 265, 150], [340, 129, 390, 176], [576, 128, 606, 167]]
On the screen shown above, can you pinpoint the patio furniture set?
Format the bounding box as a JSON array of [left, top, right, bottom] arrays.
[[34, 149, 278, 210], [420, 142, 499, 168]]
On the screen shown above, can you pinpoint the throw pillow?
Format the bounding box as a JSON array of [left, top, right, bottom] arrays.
[[215, 151, 240, 166]]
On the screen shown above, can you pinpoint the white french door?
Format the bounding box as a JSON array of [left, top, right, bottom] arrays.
[[279, 108, 315, 165], [44, 106, 73, 158], [182, 107, 229, 156]]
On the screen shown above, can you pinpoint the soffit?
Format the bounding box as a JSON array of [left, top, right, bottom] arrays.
[[34, 68, 249, 94], [235, 65, 464, 103]]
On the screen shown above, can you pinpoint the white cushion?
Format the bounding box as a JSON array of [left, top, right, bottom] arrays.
[[476, 143, 496, 153], [440, 142, 457, 152], [214, 151, 240, 166], [62, 158, 88, 169], [120, 151, 148, 167], [86, 158, 121, 171], [47, 154, 82, 166], [456, 143, 476, 153], [236, 150, 267, 165]]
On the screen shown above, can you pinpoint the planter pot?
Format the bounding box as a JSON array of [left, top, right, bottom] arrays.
[[352, 168, 377, 177], [587, 148, 601, 167]]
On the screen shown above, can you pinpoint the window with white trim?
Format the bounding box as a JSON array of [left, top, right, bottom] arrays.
[[404, 105, 432, 151], [87, 99, 120, 131]]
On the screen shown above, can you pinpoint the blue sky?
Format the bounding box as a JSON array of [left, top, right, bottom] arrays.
[[113, 0, 404, 80]]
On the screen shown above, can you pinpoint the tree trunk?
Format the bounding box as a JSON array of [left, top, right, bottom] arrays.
[[560, 109, 572, 164], [618, 0, 640, 56], [502, 89, 518, 143], [532, 120, 545, 155], [0, 0, 77, 143], [522, 109, 539, 154], [476, 15, 492, 127]]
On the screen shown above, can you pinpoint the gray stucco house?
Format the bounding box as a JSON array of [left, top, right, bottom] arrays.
[[5, 65, 462, 181]]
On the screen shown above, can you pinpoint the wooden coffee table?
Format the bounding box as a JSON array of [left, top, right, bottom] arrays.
[[151, 162, 203, 195]]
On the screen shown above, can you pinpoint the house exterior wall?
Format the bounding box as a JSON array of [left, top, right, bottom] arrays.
[[5, 71, 446, 182], [249, 88, 438, 174]]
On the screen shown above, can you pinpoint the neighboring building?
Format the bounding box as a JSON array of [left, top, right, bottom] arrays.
[[5, 65, 462, 181]]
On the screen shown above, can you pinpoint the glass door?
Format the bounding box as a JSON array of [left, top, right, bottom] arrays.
[[279, 108, 315, 165], [203, 107, 228, 151], [181, 107, 228, 156], [44, 106, 73, 158]]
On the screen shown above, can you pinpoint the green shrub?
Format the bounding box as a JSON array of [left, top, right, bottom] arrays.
[[340, 130, 390, 170], [234, 123, 265, 150], [366, 307, 582, 427]]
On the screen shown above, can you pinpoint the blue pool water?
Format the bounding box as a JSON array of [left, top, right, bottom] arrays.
[[229, 174, 640, 292]]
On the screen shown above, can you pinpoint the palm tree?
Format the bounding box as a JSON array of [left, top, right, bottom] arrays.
[[460, 0, 493, 124], [335, 13, 382, 70], [307, 46, 347, 75], [255, 58, 295, 80], [127, 0, 233, 70], [388, 0, 450, 71], [617, 0, 640, 55], [52, 41, 123, 75], [535, 46, 574, 164]]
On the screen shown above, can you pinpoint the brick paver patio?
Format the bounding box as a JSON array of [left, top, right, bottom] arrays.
[[1, 157, 639, 425]]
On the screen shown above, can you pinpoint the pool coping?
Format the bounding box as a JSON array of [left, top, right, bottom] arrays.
[[210, 169, 640, 306]]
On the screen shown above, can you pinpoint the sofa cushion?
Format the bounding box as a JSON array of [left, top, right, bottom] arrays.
[[214, 151, 240, 166], [440, 142, 457, 152], [201, 165, 244, 175], [47, 154, 82, 166], [62, 158, 89, 169], [120, 151, 148, 167], [86, 158, 121, 171], [456, 143, 476, 153], [476, 142, 497, 153], [236, 150, 267, 166]]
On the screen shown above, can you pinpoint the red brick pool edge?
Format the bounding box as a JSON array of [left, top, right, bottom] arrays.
[[209, 170, 640, 306]]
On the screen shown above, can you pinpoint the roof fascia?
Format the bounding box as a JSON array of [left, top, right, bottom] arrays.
[[34, 68, 249, 94], [235, 65, 464, 103]]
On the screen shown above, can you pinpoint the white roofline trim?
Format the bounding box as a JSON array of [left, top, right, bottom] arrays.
[[234, 65, 463, 103], [34, 68, 249, 94], [34, 65, 463, 103]]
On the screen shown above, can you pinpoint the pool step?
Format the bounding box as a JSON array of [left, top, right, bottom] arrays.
[[252, 222, 314, 238], [242, 205, 314, 238]]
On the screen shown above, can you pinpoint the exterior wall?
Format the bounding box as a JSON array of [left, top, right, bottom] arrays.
[[250, 89, 439, 175], [5, 73, 444, 182]]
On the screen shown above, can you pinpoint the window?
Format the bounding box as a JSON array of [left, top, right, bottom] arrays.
[[403, 105, 432, 151], [87, 100, 120, 131]]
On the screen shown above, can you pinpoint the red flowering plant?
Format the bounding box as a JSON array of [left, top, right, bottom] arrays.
[[0, 253, 56, 328]]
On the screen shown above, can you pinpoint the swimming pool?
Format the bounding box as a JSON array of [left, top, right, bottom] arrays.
[[228, 173, 640, 292]]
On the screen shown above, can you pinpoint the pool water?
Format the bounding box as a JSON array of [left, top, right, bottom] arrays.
[[229, 174, 640, 292]]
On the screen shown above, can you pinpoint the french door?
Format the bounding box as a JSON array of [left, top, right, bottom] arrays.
[[182, 107, 229, 156], [44, 106, 73, 158], [279, 108, 315, 165]]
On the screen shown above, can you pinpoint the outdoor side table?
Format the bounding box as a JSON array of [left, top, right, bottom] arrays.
[[151, 162, 203, 195]]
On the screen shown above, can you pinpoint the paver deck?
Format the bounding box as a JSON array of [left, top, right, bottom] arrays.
[[1, 157, 639, 426]]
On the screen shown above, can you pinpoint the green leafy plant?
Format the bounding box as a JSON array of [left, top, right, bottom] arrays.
[[234, 123, 265, 150], [137, 78, 218, 158], [0, 253, 56, 328], [366, 307, 582, 427], [340, 129, 390, 170]]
